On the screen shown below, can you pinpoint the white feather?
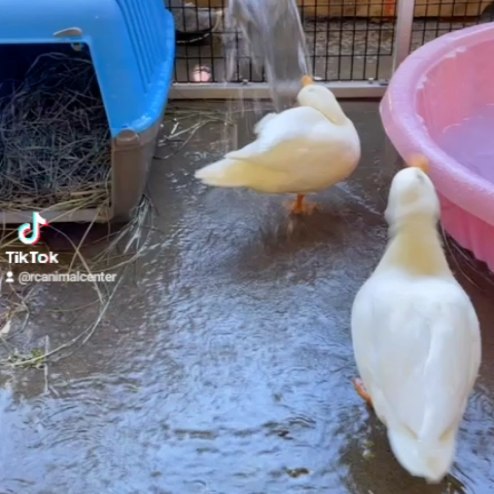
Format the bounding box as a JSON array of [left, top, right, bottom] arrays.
[[194, 84, 361, 194]]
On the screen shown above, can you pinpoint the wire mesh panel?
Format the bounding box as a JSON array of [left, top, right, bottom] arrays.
[[412, 0, 491, 50], [169, 0, 492, 87], [302, 2, 396, 82]]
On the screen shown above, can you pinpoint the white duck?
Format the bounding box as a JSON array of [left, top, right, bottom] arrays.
[[194, 76, 361, 214], [351, 157, 481, 483]]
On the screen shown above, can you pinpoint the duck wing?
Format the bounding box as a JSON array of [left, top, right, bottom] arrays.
[[226, 106, 334, 169]]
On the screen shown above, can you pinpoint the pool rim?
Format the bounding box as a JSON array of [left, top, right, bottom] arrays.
[[379, 22, 494, 228]]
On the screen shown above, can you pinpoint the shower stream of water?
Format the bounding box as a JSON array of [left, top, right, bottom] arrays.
[[225, 0, 311, 111]]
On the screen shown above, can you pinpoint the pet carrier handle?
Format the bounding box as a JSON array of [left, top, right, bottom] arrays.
[[53, 27, 84, 38]]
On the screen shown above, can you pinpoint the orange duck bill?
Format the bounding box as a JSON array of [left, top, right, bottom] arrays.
[[301, 75, 314, 87], [407, 154, 430, 174]]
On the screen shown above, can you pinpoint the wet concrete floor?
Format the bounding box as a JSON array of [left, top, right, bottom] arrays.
[[1, 101, 494, 493]]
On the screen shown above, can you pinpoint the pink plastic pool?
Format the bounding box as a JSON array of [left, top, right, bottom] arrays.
[[380, 23, 494, 272]]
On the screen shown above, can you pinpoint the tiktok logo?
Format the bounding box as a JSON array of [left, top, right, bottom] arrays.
[[18, 212, 48, 246]]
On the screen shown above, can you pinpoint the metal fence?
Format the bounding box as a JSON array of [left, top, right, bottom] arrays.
[[169, 0, 493, 98]]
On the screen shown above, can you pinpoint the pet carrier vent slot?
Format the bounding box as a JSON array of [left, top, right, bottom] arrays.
[[116, 0, 161, 89]]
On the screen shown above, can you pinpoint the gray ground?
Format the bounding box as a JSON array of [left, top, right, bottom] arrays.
[[1, 101, 494, 493]]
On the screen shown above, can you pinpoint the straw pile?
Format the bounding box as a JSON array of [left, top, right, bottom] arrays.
[[0, 50, 150, 368], [0, 51, 111, 212]]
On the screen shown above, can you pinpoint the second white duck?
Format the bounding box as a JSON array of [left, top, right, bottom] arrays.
[[351, 158, 481, 483]]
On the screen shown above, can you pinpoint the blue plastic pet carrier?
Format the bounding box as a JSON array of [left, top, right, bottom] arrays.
[[0, 0, 175, 223]]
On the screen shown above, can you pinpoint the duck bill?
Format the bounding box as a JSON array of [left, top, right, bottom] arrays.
[[407, 154, 430, 174], [301, 75, 314, 87]]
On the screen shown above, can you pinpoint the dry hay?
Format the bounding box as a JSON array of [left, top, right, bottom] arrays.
[[0, 51, 111, 212]]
